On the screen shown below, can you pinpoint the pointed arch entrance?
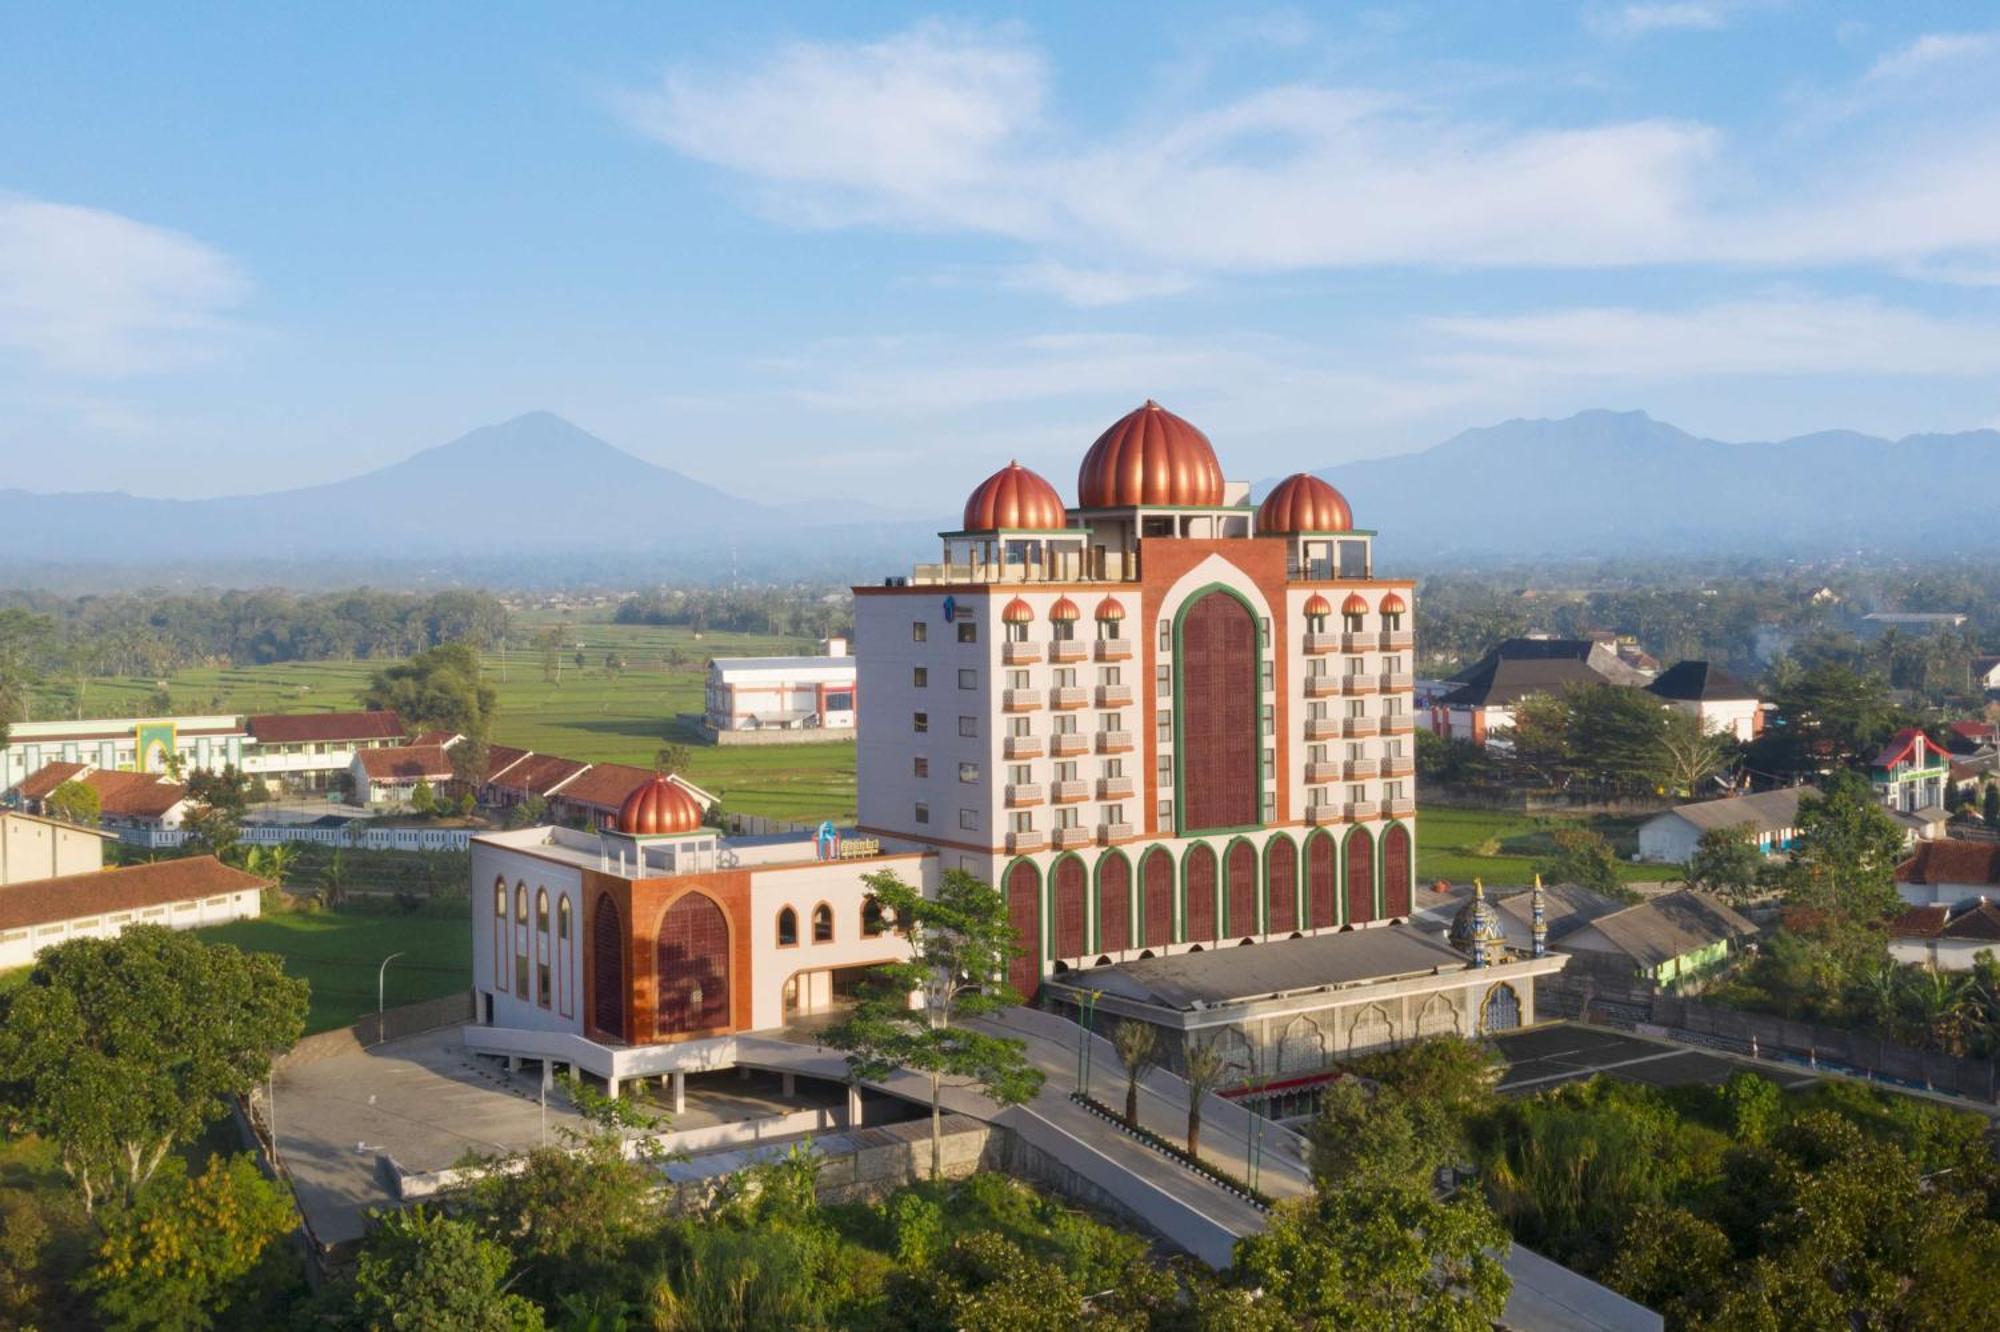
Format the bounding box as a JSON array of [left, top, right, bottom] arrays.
[[1383, 823, 1413, 918], [1052, 855, 1087, 960], [1346, 827, 1376, 926], [1006, 860, 1042, 1000], [1096, 853, 1131, 954], [1141, 847, 1174, 947], [1224, 839, 1257, 938], [1184, 842, 1218, 943], [1306, 831, 1337, 929], [591, 894, 625, 1040], [656, 892, 730, 1036], [1265, 836, 1298, 934]]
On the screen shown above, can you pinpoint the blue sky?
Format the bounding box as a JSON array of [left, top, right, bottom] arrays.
[[4, 2, 2000, 508]]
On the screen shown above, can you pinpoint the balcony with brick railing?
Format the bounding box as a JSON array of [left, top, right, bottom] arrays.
[[1095, 684, 1134, 707], [1379, 630, 1414, 651], [1053, 825, 1095, 850], [1002, 641, 1042, 665], [1049, 687, 1090, 710], [1304, 761, 1341, 785], [1382, 797, 1417, 818], [1338, 674, 1377, 695], [1304, 717, 1342, 740], [1382, 758, 1416, 779], [1097, 775, 1136, 799], [1095, 731, 1135, 754], [1307, 803, 1345, 825], [1050, 780, 1090, 804], [1052, 733, 1092, 757], [1304, 675, 1341, 698], [1344, 758, 1381, 780], [1006, 829, 1049, 853], [1346, 717, 1381, 738], [1304, 633, 1345, 656], [1050, 640, 1089, 663], [1342, 631, 1375, 653], [1002, 688, 1042, 712], [1004, 736, 1045, 760], [1004, 783, 1043, 807], [1344, 800, 1374, 821], [1094, 639, 1132, 661], [1099, 821, 1135, 842], [1378, 672, 1415, 692], [1382, 715, 1416, 735]]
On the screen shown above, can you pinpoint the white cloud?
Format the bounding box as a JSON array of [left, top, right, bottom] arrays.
[[1588, 3, 1729, 38], [999, 262, 1195, 306], [1865, 31, 1998, 81], [0, 196, 248, 376]]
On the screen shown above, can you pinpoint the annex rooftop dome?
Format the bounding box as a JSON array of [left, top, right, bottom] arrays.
[[1257, 473, 1353, 534], [617, 774, 704, 837], [962, 461, 1069, 533], [1077, 401, 1225, 509]]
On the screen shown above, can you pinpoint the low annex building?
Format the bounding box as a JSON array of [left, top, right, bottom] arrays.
[[1890, 899, 2000, 972], [0, 714, 247, 790], [0, 855, 264, 969], [703, 637, 858, 743], [1552, 889, 1757, 991], [1635, 787, 1806, 864], [1644, 660, 1762, 742], [10, 762, 193, 836], [243, 710, 406, 792], [0, 809, 115, 885], [350, 744, 456, 805], [1430, 638, 1647, 747], [1895, 839, 2000, 910]]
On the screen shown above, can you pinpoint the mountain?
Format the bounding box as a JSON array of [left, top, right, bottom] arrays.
[[1304, 410, 2000, 560], [0, 412, 934, 579]]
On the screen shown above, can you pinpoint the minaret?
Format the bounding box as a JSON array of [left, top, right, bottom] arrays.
[[1469, 879, 1488, 969], [1531, 873, 1548, 959]]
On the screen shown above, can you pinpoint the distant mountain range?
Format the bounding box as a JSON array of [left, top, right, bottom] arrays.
[[6, 408, 1998, 586], [1303, 409, 2000, 560]]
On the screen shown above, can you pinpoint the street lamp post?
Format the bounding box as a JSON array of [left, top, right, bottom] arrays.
[[378, 951, 407, 1023]]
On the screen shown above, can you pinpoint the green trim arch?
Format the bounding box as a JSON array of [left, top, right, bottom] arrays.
[[1137, 844, 1176, 949], [1262, 830, 1301, 934], [1091, 847, 1134, 954], [1340, 824, 1380, 924], [1380, 819, 1415, 919], [1046, 850, 1090, 961], [1302, 827, 1340, 929], [1221, 833, 1260, 938], [999, 855, 1046, 964], [1179, 839, 1220, 945], [1169, 580, 1269, 838]]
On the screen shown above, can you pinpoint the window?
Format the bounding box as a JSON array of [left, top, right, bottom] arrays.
[[1261, 661, 1274, 692], [1157, 799, 1173, 821], [825, 690, 854, 711], [1005, 621, 1029, 643], [1348, 784, 1366, 803], [1105, 803, 1125, 825], [1010, 810, 1036, 833], [778, 907, 799, 947], [913, 666, 928, 687], [959, 668, 978, 690], [1384, 610, 1403, 631], [1054, 714, 1077, 735], [1008, 716, 1032, 737], [813, 904, 834, 943], [1056, 760, 1078, 782], [958, 716, 978, 738], [1347, 699, 1368, 718], [516, 955, 529, 996], [1385, 654, 1404, 674], [1260, 616, 1271, 646], [1262, 792, 1276, 820], [1054, 667, 1077, 687], [493, 878, 506, 918], [913, 756, 929, 778], [1099, 713, 1123, 733], [959, 762, 981, 784], [558, 897, 571, 941], [537, 962, 551, 1008], [1386, 780, 1406, 800], [1053, 619, 1075, 642], [1343, 610, 1365, 633], [862, 896, 888, 937], [913, 711, 929, 733], [1158, 621, 1171, 652], [1261, 703, 1275, 735], [1156, 664, 1171, 697], [1156, 712, 1172, 742], [536, 888, 549, 934], [1057, 806, 1080, 829], [958, 621, 979, 644], [912, 621, 928, 642], [514, 884, 528, 924], [1263, 748, 1276, 778], [1103, 758, 1124, 778], [1098, 618, 1121, 640], [1008, 669, 1030, 689], [1099, 666, 1121, 685], [1157, 753, 1172, 778], [959, 808, 979, 831], [914, 802, 931, 824]]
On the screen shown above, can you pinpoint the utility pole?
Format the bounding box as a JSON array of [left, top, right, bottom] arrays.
[[378, 951, 407, 1023]]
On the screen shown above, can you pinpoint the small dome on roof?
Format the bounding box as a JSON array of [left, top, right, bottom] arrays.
[[1094, 596, 1126, 622], [1049, 596, 1081, 622], [1002, 596, 1035, 624], [1303, 593, 1334, 618], [1077, 401, 1225, 509], [963, 461, 1068, 533], [1257, 474, 1354, 534], [1449, 882, 1508, 957], [1381, 591, 1407, 615], [1341, 592, 1370, 617], [618, 775, 703, 837]]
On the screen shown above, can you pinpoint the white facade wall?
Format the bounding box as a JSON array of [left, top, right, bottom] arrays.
[[746, 856, 925, 1030], [1, 717, 245, 790], [1636, 815, 1702, 864], [472, 841, 587, 1037], [1896, 879, 2000, 910], [706, 661, 857, 732], [0, 887, 260, 970], [0, 813, 107, 885], [1889, 937, 1999, 971]]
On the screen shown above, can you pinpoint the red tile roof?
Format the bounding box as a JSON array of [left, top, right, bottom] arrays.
[[0, 855, 264, 932], [1891, 904, 1949, 938], [246, 711, 405, 745], [477, 745, 532, 784], [1946, 899, 2000, 942], [86, 770, 190, 819], [1873, 727, 1944, 771], [12, 761, 88, 800], [548, 763, 658, 812], [409, 731, 462, 749], [1896, 839, 2000, 887], [353, 745, 455, 782], [486, 752, 588, 797]]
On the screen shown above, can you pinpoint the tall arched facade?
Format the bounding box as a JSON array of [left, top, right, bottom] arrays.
[[1175, 590, 1260, 833], [1006, 860, 1042, 999], [1184, 842, 1218, 943], [656, 892, 730, 1036], [1307, 832, 1337, 929], [591, 894, 624, 1039], [1142, 847, 1174, 947], [1052, 855, 1088, 960], [1264, 836, 1297, 934], [1346, 827, 1376, 925], [1382, 823, 1413, 919], [1096, 853, 1131, 954], [1224, 839, 1257, 938]]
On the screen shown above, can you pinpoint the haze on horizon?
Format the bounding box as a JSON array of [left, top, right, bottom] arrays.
[[4, 3, 1999, 512]]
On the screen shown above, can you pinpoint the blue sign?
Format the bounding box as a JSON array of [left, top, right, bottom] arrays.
[[942, 594, 957, 623]]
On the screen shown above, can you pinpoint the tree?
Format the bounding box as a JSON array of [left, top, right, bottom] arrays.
[[45, 778, 101, 826], [1775, 771, 1905, 926], [653, 743, 692, 777], [343, 1206, 544, 1331], [1657, 706, 1731, 796], [1179, 1035, 1230, 1162], [1535, 825, 1624, 897], [184, 764, 251, 818], [1753, 659, 1897, 777], [1562, 682, 1671, 793], [1684, 822, 1768, 903], [1986, 783, 2000, 828], [1111, 1020, 1160, 1129], [82, 1153, 295, 1331], [1603, 1204, 1731, 1330], [411, 778, 437, 817], [824, 869, 1044, 1180], [1232, 1180, 1511, 1331], [362, 643, 497, 738], [889, 1231, 1086, 1332], [461, 1129, 663, 1310], [319, 848, 350, 909], [450, 734, 493, 800], [0, 927, 308, 1211]]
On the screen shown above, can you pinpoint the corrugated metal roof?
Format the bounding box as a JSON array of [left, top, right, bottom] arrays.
[[1056, 924, 1471, 1011]]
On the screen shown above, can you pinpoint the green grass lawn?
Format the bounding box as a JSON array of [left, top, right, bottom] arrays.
[[1416, 806, 1674, 887], [194, 908, 471, 1035]]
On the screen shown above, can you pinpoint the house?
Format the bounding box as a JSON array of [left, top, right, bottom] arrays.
[[482, 752, 589, 810], [1645, 660, 1762, 742], [1894, 839, 2000, 909], [1974, 656, 2000, 695], [1871, 728, 1952, 814], [1891, 805, 1953, 844], [1889, 899, 2000, 971], [703, 638, 858, 743], [11, 762, 194, 842], [242, 710, 407, 792], [0, 855, 264, 969], [1431, 638, 1644, 747], [1859, 611, 1968, 636], [1552, 889, 1758, 990], [1636, 787, 1806, 864], [1946, 719, 1997, 754], [350, 745, 456, 805], [0, 714, 247, 791], [0, 809, 114, 885]]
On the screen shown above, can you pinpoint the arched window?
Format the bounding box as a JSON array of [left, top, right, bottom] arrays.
[[557, 897, 572, 941], [492, 877, 506, 918], [535, 888, 549, 934], [777, 906, 799, 947], [514, 883, 528, 924], [657, 893, 731, 1036], [1053, 857, 1087, 959], [812, 903, 834, 943], [1005, 620, 1029, 643], [861, 896, 887, 938], [1342, 609, 1365, 633], [591, 894, 624, 1039], [1383, 609, 1404, 631]]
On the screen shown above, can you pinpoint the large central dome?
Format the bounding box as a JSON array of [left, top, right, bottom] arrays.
[[1077, 401, 1225, 509]]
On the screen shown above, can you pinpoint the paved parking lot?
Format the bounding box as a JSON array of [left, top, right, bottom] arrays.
[[1492, 1024, 1821, 1095]]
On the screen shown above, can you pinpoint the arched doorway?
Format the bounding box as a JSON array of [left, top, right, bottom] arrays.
[[1383, 823, 1413, 918], [1097, 853, 1131, 954], [656, 892, 730, 1036], [1224, 840, 1257, 937], [1176, 590, 1260, 831], [1141, 848, 1174, 947], [1346, 827, 1376, 925], [591, 894, 625, 1040], [1265, 837, 1297, 934], [1306, 831, 1337, 929], [1006, 860, 1042, 1000], [1184, 843, 1218, 943], [1052, 856, 1087, 960], [1482, 983, 1522, 1033]]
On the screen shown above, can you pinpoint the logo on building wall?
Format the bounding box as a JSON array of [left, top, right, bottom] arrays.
[[135, 722, 178, 774]]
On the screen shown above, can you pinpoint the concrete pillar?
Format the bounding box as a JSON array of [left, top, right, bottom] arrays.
[[506, 1056, 520, 1073], [607, 1076, 620, 1099], [846, 1081, 863, 1128], [781, 1072, 796, 1097], [671, 1070, 686, 1115]]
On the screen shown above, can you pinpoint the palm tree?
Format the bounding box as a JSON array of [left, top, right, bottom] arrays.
[[259, 842, 299, 892], [1113, 1020, 1161, 1129], [1181, 1035, 1230, 1162], [319, 850, 349, 910]]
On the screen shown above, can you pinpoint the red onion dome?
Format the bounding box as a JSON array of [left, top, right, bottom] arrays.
[[1257, 473, 1353, 533], [1001, 596, 1035, 625], [1094, 596, 1126, 622], [963, 460, 1068, 532], [1303, 593, 1334, 618], [618, 775, 703, 836], [1341, 592, 1370, 617], [1077, 401, 1225, 509], [1380, 591, 1407, 615], [1048, 596, 1082, 622]]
